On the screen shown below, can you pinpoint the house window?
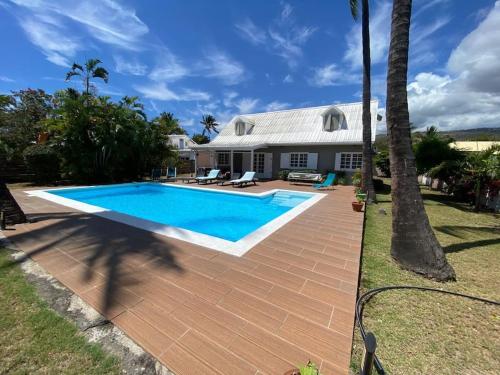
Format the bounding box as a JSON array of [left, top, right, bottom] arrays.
[[217, 152, 229, 165], [253, 153, 264, 173], [235, 121, 245, 136], [179, 138, 185, 149], [290, 153, 308, 168], [340, 152, 363, 170], [323, 114, 342, 131]]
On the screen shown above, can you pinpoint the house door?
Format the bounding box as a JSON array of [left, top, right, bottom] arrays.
[[254, 152, 273, 179]]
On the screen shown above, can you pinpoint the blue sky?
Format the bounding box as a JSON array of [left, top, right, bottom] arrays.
[[1, 0, 499, 135]]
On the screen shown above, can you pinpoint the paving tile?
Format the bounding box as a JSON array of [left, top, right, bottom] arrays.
[[56, 264, 106, 294], [228, 336, 294, 375], [113, 311, 173, 357], [217, 289, 287, 333], [301, 281, 356, 310], [251, 264, 306, 292], [160, 343, 221, 375], [267, 286, 332, 326], [216, 269, 273, 298], [178, 330, 257, 375], [170, 304, 241, 347], [130, 300, 189, 340]]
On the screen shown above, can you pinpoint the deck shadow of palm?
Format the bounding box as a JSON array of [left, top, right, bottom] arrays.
[[4, 211, 184, 317]]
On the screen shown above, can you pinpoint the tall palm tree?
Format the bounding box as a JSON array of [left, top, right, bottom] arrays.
[[385, 0, 455, 281], [349, 0, 376, 203], [65, 58, 109, 96], [200, 115, 219, 140]]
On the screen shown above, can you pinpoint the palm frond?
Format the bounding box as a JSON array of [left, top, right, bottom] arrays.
[[65, 70, 81, 81], [349, 0, 359, 20], [93, 67, 109, 83], [86, 58, 102, 71]]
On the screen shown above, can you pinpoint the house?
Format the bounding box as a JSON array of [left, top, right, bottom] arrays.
[[449, 141, 499, 152], [168, 134, 197, 161], [192, 100, 379, 179]]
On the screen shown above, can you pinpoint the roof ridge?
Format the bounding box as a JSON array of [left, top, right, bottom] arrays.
[[243, 99, 378, 117]]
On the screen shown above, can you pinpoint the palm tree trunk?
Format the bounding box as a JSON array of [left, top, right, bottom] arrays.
[[386, 0, 455, 281], [361, 0, 376, 203], [0, 180, 26, 226]]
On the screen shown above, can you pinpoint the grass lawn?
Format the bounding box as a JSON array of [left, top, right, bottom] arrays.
[[351, 180, 500, 375], [0, 248, 120, 375]]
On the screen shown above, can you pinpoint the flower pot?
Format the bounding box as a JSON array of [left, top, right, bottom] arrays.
[[283, 369, 300, 375], [352, 201, 364, 212]]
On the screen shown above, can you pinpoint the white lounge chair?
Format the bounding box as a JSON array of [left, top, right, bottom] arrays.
[[230, 171, 257, 187], [196, 169, 220, 184]]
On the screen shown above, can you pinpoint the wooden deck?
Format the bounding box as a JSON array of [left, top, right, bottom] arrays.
[[4, 180, 364, 375]]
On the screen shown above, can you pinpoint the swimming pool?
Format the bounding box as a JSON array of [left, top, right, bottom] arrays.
[[27, 183, 325, 256]]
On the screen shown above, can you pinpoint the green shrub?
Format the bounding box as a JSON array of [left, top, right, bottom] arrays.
[[375, 150, 391, 177], [278, 169, 290, 181], [352, 169, 362, 187], [23, 144, 60, 182]]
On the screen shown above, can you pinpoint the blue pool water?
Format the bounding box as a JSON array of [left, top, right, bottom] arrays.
[[48, 183, 314, 242]]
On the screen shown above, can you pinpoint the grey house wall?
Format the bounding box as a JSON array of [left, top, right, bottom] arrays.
[[255, 144, 363, 178]]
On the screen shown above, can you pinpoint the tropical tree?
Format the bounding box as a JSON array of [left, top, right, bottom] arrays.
[[65, 58, 109, 96], [385, 0, 455, 281], [349, 0, 376, 203], [414, 127, 464, 174], [463, 146, 500, 211], [152, 112, 186, 135], [191, 133, 210, 144], [0, 89, 53, 158], [200, 114, 219, 140]]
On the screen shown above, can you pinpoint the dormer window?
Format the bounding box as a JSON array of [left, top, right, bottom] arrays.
[[234, 116, 255, 136], [235, 121, 245, 136], [322, 106, 346, 132]]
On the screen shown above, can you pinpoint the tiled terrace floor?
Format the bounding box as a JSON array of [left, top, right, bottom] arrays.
[[4, 181, 364, 375]]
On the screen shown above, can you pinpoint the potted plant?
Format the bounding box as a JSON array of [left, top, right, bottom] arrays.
[[352, 188, 365, 212], [284, 361, 321, 375]]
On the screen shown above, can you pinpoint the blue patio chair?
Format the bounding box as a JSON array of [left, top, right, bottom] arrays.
[[313, 173, 336, 189]]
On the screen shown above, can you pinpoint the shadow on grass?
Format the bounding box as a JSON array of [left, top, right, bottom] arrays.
[[435, 225, 500, 238], [420, 192, 475, 212], [2, 210, 184, 318], [443, 238, 500, 253]]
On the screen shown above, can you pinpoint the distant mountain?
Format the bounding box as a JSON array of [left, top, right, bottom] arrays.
[[375, 127, 500, 150]]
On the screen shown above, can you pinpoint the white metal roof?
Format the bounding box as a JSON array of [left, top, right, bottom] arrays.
[[194, 100, 378, 149]]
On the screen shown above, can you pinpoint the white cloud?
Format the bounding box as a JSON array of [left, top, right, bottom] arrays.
[[235, 18, 266, 45], [309, 64, 358, 87], [223, 91, 239, 107], [265, 101, 290, 111], [148, 49, 190, 82], [114, 55, 147, 76], [134, 82, 210, 102], [0, 76, 14, 82], [283, 74, 293, 83], [18, 14, 79, 66], [202, 51, 246, 85], [408, 2, 500, 131], [234, 98, 259, 114], [235, 2, 316, 68], [8, 0, 149, 66]]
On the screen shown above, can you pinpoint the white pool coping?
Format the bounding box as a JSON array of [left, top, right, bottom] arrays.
[[25, 183, 326, 257]]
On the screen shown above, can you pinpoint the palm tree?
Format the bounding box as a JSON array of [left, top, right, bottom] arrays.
[[385, 0, 455, 281], [65, 58, 109, 96], [349, 0, 376, 203], [200, 115, 219, 140]]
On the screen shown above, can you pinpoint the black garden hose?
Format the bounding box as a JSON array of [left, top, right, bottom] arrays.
[[355, 285, 500, 375]]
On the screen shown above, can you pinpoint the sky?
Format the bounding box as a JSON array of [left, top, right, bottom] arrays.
[[1, 0, 499, 135]]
